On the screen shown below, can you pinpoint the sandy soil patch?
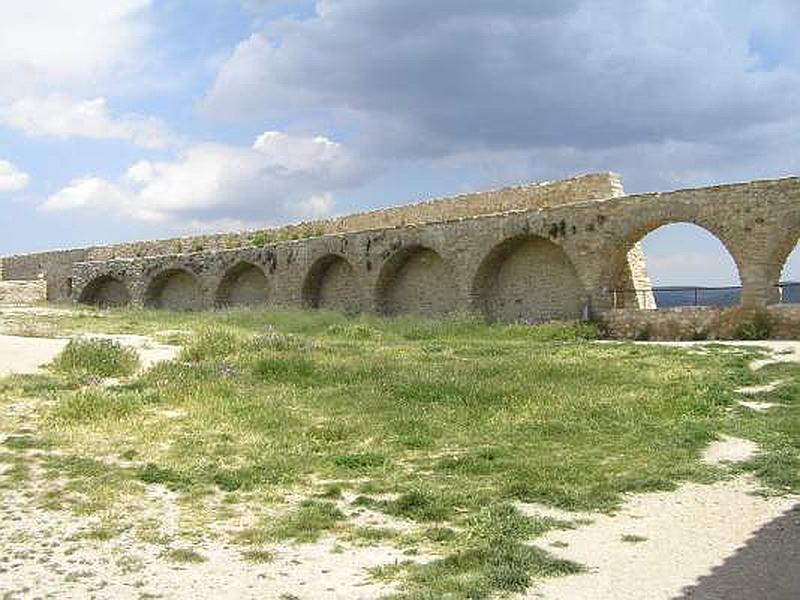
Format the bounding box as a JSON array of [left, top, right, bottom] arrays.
[[0, 335, 68, 377], [529, 477, 798, 600], [0, 334, 178, 377], [737, 399, 784, 412], [735, 380, 786, 395], [0, 483, 405, 599], [701, 435, 759, 465]]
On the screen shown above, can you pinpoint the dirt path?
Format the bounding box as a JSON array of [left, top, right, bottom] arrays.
[[0, 334, 179, 377], [0, 335, 68, 377], [527, 340, 800, 600], [528, 478, 798, 600]]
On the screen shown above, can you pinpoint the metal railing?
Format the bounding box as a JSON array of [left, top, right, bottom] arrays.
[[609, 282, 800, 309]]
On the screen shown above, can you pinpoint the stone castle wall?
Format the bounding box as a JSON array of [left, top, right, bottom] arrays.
[[599, 305, 800, 340], [4, 173, 800, 339], [0, 280, 47, 306], [1, 173, 625, 303]]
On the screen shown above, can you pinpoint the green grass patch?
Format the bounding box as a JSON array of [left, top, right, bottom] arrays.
[[268, 499, 345, 543], [345, 526, 400, 546], [242, 550, 275, 563], [379, 503, 581, 599], [164, 548, 207, 564], [9, 307, 799, 598], [235, 499, 346, 545], [3, 434, 50, 450], [50, 338, 140, 378]]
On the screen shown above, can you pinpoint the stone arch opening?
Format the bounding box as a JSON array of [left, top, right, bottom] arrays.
[[611, 222, 741, 309], [376, 245, 458, 316], [145, 268, 203, 311], [78, 275, 131, 308], [777, 239, 800, 304], [216, 262, 269, 307], [473, 235, 585, 323], [302, 254, 359, 313]]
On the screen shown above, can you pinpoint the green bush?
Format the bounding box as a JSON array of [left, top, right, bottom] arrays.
[[51, 338, 140, 378], [180, 327, 241, 362], [633, 324, 653, 341], [249, 231, 272, 247], [734, 311, 773, 340], [49, 387, 159, 423]]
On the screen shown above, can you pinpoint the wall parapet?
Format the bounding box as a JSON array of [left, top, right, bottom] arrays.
[[2, 172, 621, 282], [599, 305, 800, 340]]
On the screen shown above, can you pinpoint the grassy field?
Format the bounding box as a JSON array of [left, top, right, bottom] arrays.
[[1, 308, 798, 599]]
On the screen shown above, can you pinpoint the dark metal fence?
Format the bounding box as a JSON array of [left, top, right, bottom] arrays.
[[610, 282, 800, 309]]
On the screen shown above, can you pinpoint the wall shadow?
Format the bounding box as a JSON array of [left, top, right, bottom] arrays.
[[674, 503, 800, 599]]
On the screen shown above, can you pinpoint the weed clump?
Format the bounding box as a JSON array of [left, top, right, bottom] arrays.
[[734, 311, 772, 340], [51, 338, 139, 378], [237, 499, 346, 544], [164, 548, 207, 564], [382, 503, 581, 599], [334, 452, 387, 471], [49, 387, 159, 424], [381, 489, 450, 522], [180, 327, 241, 361]]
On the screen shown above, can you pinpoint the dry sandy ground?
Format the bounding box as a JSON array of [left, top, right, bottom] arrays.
[[1, 328, 798, 599], [525, 340, 800, 600], [0, 332, 408, 599], [528, 477, 797, 600], [0, 334, 178, 378]]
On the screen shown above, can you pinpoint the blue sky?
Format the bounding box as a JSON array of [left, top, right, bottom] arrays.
[[1, 0, 799, 285]]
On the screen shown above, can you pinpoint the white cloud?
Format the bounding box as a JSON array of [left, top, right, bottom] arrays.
[[0, 160, 30, 193], [42, 131, 362, 224], [0, 1, 151, 97], [43, 176, 130, 212], [1, 95, 178, 149], [201, 0, 800, 191]]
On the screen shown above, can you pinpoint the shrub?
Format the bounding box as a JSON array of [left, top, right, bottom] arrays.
[[180, 327, 241, 362], [734, 311, 773, 340], [49, 387, 159, 423], [51, 338, 140, 378], [249, 231, 272, 247], [690, 327, 709, 341], [326, 323, 380, 340]]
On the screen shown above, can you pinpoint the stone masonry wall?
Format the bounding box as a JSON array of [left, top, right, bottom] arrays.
[[0, 173, 621, 303], [0, 248, 89, 302], [600, 305, 800, 340], [0, 280, 47, 305], [65, 176, 800, 332], [6, 173, 800, 337]]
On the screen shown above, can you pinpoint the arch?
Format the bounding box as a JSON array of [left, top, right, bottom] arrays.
[[776, 235, 800, 304], [472, 235, 585, 323], [302, 254, 360, 313], [145, 268, 203, 311], [376, 245, 458, 316], [216, 261, 269, 307], [609, 222, 742, 309], [78, 275, 131, 308]]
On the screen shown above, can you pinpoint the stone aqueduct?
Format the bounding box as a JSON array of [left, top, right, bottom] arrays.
[[3, 172, 800, 335]]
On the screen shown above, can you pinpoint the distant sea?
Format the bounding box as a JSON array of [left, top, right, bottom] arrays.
[[653, 282, 800, 308]]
